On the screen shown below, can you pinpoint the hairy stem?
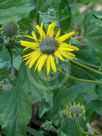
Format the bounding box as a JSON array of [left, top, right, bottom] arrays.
[[71, 59, 102, 76], [57, 69, 102, 85]]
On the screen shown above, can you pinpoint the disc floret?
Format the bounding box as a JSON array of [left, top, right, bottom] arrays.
[[40, 38, 58, 54]]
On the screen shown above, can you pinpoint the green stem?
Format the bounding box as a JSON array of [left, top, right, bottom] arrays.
[[74, 118, 96, 136], [74, 118, 83, 135], [5, 44, 13, 68], [75, 59, 99, 69], [57, 69, 102, 85], [71, 59, 102, 76], [58, 117, 65, 136]]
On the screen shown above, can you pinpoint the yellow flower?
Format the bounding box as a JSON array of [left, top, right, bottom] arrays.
[[20, 22, 79, 74]]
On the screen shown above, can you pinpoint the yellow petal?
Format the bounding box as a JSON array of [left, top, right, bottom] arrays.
[[32, 31, 38, 42], [23, 47, 29, 51], [20, 41, 38, 49], [59, 43, 79, 51], [55, 29, 61, 39], [41, 23, 44, 30], [29, 51, 41, 68], [46, 55, 51, 74], [58, 46, 74, 51], [60, 51, 75, 60], [23, 53, 33, 61], [24, 32, 38, 42], [47, 22, 56, 37], [25, 59, 32, 65], [36, 23, 46, 39], [54, 51, 64, 61], [35, 54, 48, 72], [50, 55, 56, 72], [25, 55, 35, 65], [23, 51, 41, 68], [71, 45, 79, 51], [24, 35, 35, 40], [23, 52, 34, 59], [57, 31, 76, 42]]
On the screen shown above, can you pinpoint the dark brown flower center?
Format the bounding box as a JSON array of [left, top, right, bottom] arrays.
[[39, 38, 58, 54]]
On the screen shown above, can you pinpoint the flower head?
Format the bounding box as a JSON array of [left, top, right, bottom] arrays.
[[2, 21, 18, 38], [20, 23, 79, 74], [64, 102, 85, 118]]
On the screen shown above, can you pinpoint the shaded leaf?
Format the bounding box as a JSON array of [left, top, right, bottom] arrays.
[[0, 0, 37, 24]]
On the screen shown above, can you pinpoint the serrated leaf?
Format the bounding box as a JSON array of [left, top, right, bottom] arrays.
[[0, 64, 37, 136], [0, 81, 32, 136]]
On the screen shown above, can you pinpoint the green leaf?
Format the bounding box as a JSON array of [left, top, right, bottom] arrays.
[[0, 82, 32, 136], [61, 119, 81, 136], [27, 127, 44, 136], [0, 76, 32, 136], [59, 131, 68, 136], [96, 86, 102, 99], [0, 47, 10, 69], [18, 16, 33, 32], [83, 12, 102, 62], [38, 0, 53, 11], [67, 82, 97, 103], [41, 120, 57, 132], [59, 0, 71, 32], [0, 64, 39, 136], [87, 100, 102, 115], [0, 0, 37, 24], [37, 0, 71, 32], [13, 55, 22, 70], [52, 82, 96, 118], [70, 2, 85, 26]]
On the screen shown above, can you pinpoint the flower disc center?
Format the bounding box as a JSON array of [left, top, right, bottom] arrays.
[[69, 106, 83, 116], [3, 22, 17, 37], [40, 38, 58, 54]]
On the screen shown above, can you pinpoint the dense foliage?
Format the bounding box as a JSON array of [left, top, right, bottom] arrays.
[[0, 0, 102, 136]]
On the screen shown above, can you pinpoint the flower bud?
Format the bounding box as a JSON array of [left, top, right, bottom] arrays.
[[2, 21, 17, 37], [64, 102, 85, 118]]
